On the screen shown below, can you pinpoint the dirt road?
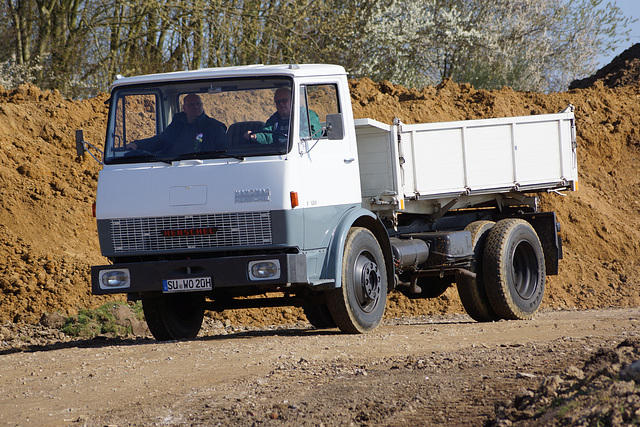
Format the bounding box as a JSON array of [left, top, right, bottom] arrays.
[[1, 308, 638, 426]]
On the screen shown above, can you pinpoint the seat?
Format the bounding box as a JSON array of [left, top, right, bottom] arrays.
[[227, 121, 266, 145]]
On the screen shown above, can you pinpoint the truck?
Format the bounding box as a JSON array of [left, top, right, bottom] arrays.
[[77, 64, 578, 341]]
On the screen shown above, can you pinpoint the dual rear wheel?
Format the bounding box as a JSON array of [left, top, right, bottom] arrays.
[[457, 219, 546, 322]]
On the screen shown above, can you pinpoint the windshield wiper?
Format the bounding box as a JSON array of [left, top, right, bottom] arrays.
[[174, 150, 245, 161]]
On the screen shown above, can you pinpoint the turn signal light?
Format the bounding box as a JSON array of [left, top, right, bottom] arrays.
[[290, 191, 299, 208]]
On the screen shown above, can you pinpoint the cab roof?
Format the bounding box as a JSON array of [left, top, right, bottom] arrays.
[[109, 64, 347, 90]]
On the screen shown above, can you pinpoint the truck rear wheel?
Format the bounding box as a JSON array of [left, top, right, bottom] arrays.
[[483, 219, 545, 320], [456, 220, 500, 322], [327, 227, 388, 334], [302, 303, 337, 329], [142, 293, 205, 341]]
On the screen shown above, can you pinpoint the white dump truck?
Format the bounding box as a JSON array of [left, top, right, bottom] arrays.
[[77, 64, 577, 340]]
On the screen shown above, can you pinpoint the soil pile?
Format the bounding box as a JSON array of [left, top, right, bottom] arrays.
[[350, 76, 640, 316], [570, 43, 640, 89], [0, 86, 113, 322], [1, 51, 640, 324]]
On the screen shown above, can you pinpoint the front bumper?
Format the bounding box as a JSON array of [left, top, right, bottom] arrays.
[[91, 253, 308, 295]]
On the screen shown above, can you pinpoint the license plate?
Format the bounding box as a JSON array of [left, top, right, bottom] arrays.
[[162, 277, 212, 293]]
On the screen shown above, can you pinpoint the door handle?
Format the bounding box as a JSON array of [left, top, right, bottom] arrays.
[[344, 158, 355, 164]]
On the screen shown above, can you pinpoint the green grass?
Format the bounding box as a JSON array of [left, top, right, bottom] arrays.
[[61, 301, 144, 338]]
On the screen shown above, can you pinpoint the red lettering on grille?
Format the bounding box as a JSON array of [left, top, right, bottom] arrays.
[[161, 227, 218, 237]]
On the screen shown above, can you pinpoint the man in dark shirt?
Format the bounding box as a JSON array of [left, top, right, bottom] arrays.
[[127, 93, 229, 156]]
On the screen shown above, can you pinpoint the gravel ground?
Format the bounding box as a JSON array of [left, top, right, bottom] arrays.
[[1, 308, 639, 426]]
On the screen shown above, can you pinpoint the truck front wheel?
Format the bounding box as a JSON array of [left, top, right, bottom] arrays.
[[327, 227, 388, 334], [142, 293, 205, 341], [483, 219, 545, 320]]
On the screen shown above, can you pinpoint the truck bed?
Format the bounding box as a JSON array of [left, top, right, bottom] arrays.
[[355, 108, 577, 214]]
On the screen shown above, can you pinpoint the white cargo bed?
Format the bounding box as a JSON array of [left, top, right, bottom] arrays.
[[355, 108, 577, 214]]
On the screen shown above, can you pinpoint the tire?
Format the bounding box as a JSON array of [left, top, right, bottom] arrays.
[[142, 292, 205, 341], [327, 227, 388, 334], [302, 303, 337, 329], [456, 220, 500, 322], [483, 219, 546, 320]]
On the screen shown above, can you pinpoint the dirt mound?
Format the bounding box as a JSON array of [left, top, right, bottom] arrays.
[[1, 67, 640, 324], [570, 43, 640, 89], [351, 77, 640, 314], [0, 84, 117, 322], [490, 338, 640, 425]]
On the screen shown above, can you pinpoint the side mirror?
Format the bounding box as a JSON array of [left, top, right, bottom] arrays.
[[76, 129, 86, 156], [74, 129, 104, 164], [325, 113, 344, 140]]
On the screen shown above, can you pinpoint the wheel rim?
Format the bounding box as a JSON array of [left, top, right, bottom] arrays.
[[511, 240, 539, 299], [352, 250, 382, 313]]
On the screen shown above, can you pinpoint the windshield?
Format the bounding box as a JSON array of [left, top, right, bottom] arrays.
[[104, 77, 293, 164]]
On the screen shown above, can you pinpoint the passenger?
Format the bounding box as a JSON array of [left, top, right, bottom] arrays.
[[126, 93, 229, 156], [244, 87, 321, 144]]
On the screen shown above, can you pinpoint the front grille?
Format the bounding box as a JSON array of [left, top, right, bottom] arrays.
[[110, 212, 272, 253]]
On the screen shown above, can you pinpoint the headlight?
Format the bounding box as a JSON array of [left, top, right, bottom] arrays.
[[99, 269, 131, 289], [248, 260, 281, 281]]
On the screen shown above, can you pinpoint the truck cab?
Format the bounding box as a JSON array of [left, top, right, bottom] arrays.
[[90, 65, 389, 339]]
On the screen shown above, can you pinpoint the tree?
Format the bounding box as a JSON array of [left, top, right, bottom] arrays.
[[1, 0, 103, 96], [352, 0, 634, 92], [0, 0, 632, 95]]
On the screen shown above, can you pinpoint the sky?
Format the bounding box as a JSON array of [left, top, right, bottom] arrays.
[[598, 0, 640, 66]]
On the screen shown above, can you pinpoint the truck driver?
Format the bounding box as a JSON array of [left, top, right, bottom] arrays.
[[126, 93, 229, 156]]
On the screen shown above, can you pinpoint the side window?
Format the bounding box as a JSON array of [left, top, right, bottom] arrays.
[[299, 84, 340, 139], [113, 93, 159, 150]]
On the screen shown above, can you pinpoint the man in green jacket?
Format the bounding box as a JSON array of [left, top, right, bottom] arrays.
[[245, 87, 321, 145]]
